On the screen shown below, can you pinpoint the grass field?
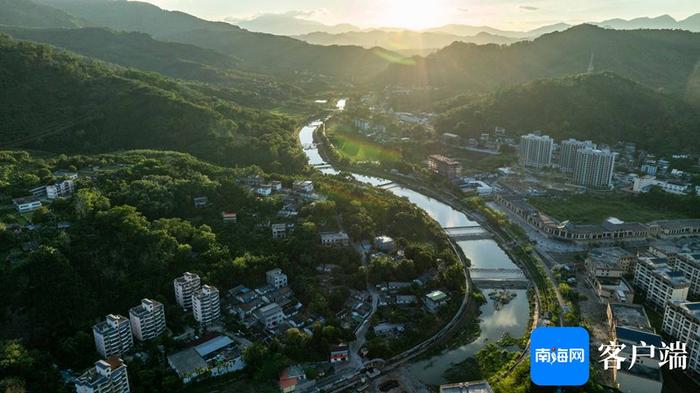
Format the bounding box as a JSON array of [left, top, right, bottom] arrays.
[[327, 123, 400, 163], [528, 193, 690, 224]]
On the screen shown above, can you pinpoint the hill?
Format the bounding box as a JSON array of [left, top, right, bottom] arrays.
[[294, 30, 519, 54], [434, 72, 700, 153], [379, 25, 700, 97], [0, 0, 86, 28], [32, 0, 401, 79], [0, 34, 306, 172], [0, 26, 303, 107]]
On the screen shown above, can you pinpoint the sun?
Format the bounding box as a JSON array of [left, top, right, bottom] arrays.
[[379, 0, 449, 30]]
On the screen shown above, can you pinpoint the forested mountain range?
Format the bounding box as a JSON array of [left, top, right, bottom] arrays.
[[434, 72, 700, 153], [0, 35, 306, 173], [379, 25, 700, 97]]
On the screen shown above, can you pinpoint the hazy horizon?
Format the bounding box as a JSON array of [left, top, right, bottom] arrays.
[[142, 0, 700, 31]]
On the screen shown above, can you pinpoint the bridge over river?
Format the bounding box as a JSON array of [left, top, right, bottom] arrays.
[[469, 267, 530, 289], [443, 225, 493, 241]]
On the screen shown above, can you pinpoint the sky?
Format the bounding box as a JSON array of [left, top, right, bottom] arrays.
[[143, 0, 700, 30]]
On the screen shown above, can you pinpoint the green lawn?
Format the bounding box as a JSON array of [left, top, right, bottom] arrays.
[[528, 193, 690, 224], [327, 123, 400, 163]]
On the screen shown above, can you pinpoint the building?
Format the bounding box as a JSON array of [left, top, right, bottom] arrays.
[[266, 268, 288, 289], [12, 197, 42, 214], [93, 314, 134, 358], [424, 290, 449, 313], [559, 139, 595, 173], [279, 365, 307, 393], [192, 285, 221, 325], [593, 277, 635, 303], [633, 257, 689, 310], [329, 344, 350, 363], [518, 133, 553, 168], [221, 211, 237, 223], [586, 247, 635, 278], [271, 223, 288, 239], [441, 133, 461, 145], [255, 303, 285, 330], [573, 148, 616, 188], [193, 196, 208, 208], [607, 303, 652, 334], [31, 179, 75, 200], [75, 358, 130, 393], [641, 161, 658, 176], [129, 298, 166, 342], [613, 326, 663, 393], [648, 219, 700, 238], [167, 335, 245, 384], [320, 232, 350, 247], [373, 236, 396, 253], [292, 180, 314, 193], [439, 380, 494, 393], [256, 184, 272, 196], [669, 253, 700, 296], [427, 155, 462, 180], [633, 176, 690, 195], [662, 301, 700, 350], [174, 272, 201, 310]]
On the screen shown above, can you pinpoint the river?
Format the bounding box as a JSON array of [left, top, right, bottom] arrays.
[[299, 106, 529, 385]]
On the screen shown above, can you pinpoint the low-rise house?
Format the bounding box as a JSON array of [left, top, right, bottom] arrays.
[[586, 247, 635, 277], [293, 180, 314, 193], [256, 303, 285, 330], [395, 295, 417, 305], [221, 211, 237, 223], [373, 236, 396, 252], [593, 277, 635, 303], [230, 297, 265, 321], [256, 184, 272, 196], [167, 335, 245, 384], [272, 223, 289, 239], [271, 180, 283, 191], [329, 344, 350, 363], [320, 232, 350, 247], [373, 323, 405, 336], [607, 303, 652, 334], [12, 197, 42, 214], [75, 358, 130, 393], [425, 290, 449, 313], [266, 268, 288, 288], [387, 281, 412, 291], [193, 196, 208, 208], [279, 364, 307, 393]]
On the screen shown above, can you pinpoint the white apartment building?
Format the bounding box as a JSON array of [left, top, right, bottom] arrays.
[[632, 176, 690, 195], [174, 272, 201, 310], [129, 298, 166, 341], [662, 302, 700, 379], [12, 197, 42, 214], [271, 223, 288, 239], [192, 285, 221, 325], [573, 148, 616, 188], [559, 138, 595, 173], [266, 268, 288, 289], [75, 358, 130, 393], [255, 303, 285, 330], [93, 314, 134, 358], [633, 257, 689, 311], [292, 180, 314, 193], [669, 253, 700, 296], [519, 133, 553, 168]]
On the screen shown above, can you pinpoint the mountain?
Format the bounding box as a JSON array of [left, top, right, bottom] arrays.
[[379, 25, 700, 97], [0, 34, 306, 172], [0, 0, 87, 28], [32, 0, 401, 79], [595, 13, 700, 31], [434, 72, 700, 153], [229, 12, 361, 36], [0, 26, 303, 107], [525, 23, 572, 36], [294, 30, 519, 53], [424, 24, 522, 38]]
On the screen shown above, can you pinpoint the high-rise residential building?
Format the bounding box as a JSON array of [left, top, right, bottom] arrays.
[[559, 138, 595, 173], [572, 148, 616, 188], [129, 298, 166, 342], [75, 358, 130, 393], [266, 268, 288, 289], [669, 253, 700, 296], [93, 314, 134, 359], [519, 133, 553, 168], [192, 285, 221, 325], [174, 272, 201, 310]]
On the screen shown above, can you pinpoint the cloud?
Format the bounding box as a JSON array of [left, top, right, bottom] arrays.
[[520, 6, 539, 11]]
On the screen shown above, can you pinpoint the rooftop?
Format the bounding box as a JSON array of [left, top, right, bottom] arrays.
[[609, 303, 651, 330], [588, 247, 632, 267], [616, 326, 662, 347], [426, 290, 448, 302]]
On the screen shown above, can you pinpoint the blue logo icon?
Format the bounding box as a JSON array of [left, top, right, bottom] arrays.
[[530, 327, 590, 386]]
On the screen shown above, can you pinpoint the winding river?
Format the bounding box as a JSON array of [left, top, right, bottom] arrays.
[[299, 110, 529, 385]]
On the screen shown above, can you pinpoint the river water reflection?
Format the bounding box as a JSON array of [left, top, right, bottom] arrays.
[[299, 112, 529, 385]]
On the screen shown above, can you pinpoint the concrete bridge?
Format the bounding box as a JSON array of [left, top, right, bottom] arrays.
[[443, 225, 493, 240], [469, 268, 530, 289]]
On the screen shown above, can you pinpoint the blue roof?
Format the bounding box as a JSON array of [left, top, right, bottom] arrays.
[[194, 335, 234, 357], [616, 327, 662, 347]]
